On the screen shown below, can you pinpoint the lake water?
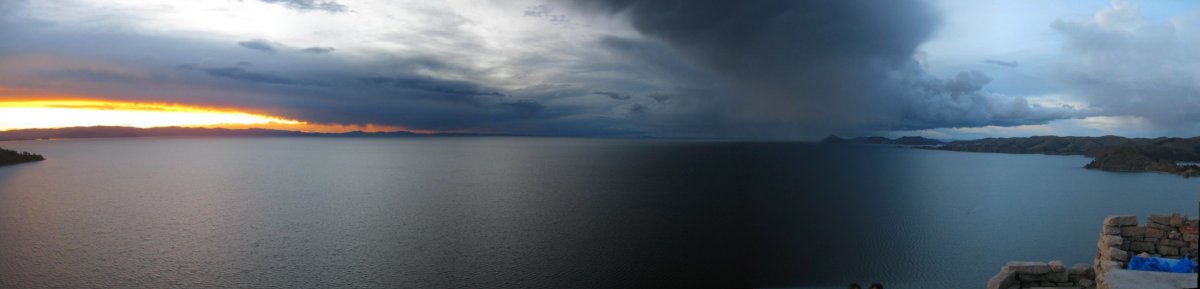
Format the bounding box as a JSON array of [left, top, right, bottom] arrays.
[[0, 137, 1196, 288]]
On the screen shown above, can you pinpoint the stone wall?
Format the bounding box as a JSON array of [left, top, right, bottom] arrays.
[[1093, 214, 1199, 287], [987, 260, 1095, 289], [987, 214, 1199, 289]]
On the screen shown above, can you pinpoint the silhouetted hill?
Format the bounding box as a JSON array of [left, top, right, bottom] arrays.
[[0, 126, 484, 141], [1083, 146, 1198, 176], [935, 135, 1200, 177], [823, 135, 944, 145], [820, 134, 848, 143], [0, 147, 44, 166]]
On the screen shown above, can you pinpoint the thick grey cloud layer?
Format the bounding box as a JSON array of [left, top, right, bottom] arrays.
[[237, 39, 278, 53], [1050, 3, 1200, 129], [5, 0, 1181, 138], [300, 47, 335, 54], [983, 60, 1019, 68], [593, 90, 632, 100], [260, 0, 348, 13]]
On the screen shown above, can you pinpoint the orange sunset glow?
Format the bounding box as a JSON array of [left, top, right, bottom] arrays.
[[0, 99, 408, 133]]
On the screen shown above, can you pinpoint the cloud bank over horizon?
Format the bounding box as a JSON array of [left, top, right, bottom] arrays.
[[0, 0, 1195, 138]]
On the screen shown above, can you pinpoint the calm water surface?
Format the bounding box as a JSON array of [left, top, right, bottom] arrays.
[[0, 137, 1196, 288]]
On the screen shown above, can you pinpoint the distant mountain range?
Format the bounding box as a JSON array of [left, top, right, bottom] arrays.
[[0, 126, 493, 141], [820, 135, 944, 146]]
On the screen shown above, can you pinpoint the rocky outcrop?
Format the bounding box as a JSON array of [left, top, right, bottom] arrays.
[[0, 147, 44, 166]]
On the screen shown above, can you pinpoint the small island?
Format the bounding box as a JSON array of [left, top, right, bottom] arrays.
[[0, 147, 45, 166]]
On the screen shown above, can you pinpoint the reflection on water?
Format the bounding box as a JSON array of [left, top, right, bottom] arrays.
[[0, 137, 1196, 288]]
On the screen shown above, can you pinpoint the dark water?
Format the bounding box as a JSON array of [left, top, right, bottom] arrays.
[[0, 137, 1196, 288]]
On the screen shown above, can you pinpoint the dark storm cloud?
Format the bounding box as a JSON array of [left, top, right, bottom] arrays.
[[359, 76, 506, 100], [260, 0, 348, 13], [570, 0, 1083, 136], [592, 90, 632, 100], [629, 103, 647, 113], [647, 93, 672, 103], [300, 47, 335, 54], [237, 39, 277, 53], [180, 65, 295, 85], [983, 59, 1019, 68]]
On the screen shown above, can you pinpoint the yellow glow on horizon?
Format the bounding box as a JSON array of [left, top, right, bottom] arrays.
[[0, 99, 410, 133]]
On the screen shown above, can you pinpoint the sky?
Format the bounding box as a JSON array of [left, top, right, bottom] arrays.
[[0, 0, 1197, 139]]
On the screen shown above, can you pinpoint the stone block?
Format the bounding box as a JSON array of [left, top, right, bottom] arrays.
[[1184, 232, 1198, 242], [1146, 228, 1165, 238], [1008, 261, 1053, 274], [1068, 263, 1092, 276], [1119, 226, 1145, 237], [1077, 278, 1094, 287], [1049, 260, 1066, 272], [1168, 239, 1186, 247], [1101, 225, 1121, 235], [1105, 215, 1138, 226], [1018, 273, 1046, 282], [1099, 260, 1122, 272], [987, 268, 1018, 289], [1168, 230, 1181, 240], [1047, 270, 1069, 282], [1099, 235, 1122, 248], [1158, 245, 1179, 256], [1146, 222, 1171, 231], [1148, 214, 1171, 225], [1130, 241, 1155, 253], [1104, 247, 1128, 261], [1170, 214, 1186, 226]]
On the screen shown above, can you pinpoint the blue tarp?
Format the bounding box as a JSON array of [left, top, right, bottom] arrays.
[[1127, 255, 1197, 273]]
